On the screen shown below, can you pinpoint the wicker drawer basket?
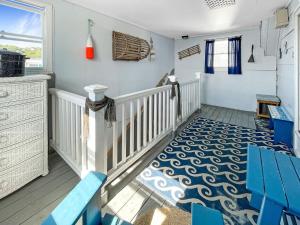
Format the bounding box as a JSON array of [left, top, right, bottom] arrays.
[[0, 81, 44, 104], [0, 100, 44, 126], [0, 138, 43, 172], [0, 119, 43, 150], [0, 154, 43, 198]]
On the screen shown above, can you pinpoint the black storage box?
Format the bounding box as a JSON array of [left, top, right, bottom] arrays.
[[0, 50, 25, 77]]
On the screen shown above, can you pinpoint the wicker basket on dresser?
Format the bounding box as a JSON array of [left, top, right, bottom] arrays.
[[0, 75, 50, 199]]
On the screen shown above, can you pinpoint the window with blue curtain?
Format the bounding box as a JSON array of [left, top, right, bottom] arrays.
[[205, 40, 215, 74], [228, 37, 242, 75]]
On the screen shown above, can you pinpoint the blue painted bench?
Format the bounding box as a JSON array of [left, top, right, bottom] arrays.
[[192, 203, 224, 225], [246, 144, 300, 225], [268, 106, 293, 148], [41, 171, 224, 225]]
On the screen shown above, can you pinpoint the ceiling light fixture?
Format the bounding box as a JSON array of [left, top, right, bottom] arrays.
[[204, 0, 236, 9]]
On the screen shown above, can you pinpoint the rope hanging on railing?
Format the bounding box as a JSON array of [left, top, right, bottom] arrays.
[[83, 96, 116, 140], [170, 81, 182, 118], [85, 96, 116, 125]]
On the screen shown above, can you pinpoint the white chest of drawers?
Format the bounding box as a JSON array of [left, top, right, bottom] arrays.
[[0, 75, 50, 199]]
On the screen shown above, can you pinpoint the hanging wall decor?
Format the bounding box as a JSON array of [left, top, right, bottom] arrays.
[[86, 19, 95, 60], [178, 45, 201, 60], [112, 31, 150, 61], [149, 37, 156, 61]]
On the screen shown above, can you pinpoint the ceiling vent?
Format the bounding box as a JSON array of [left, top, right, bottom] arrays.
[[204, 0, 236, 9]]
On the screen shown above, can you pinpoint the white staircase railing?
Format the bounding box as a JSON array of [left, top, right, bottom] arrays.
[[49, 76, 201, 183], [49, 89, 87, 176]]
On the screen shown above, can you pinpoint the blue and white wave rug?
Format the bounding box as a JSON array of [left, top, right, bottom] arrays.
[[137, 117, 292, 225]]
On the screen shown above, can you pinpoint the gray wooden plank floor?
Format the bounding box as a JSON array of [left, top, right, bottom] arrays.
[[200, 105, 256, 129], [0, 105, 256, 225]]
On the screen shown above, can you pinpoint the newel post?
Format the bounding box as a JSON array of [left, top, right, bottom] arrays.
[[84, 84, 108, 175], [196, 72, 201, 109], [169, 75, 177, 132]]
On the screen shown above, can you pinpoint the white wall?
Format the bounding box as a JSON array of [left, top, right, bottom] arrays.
[[275, 0, 300, 121], [49, 0, 174, 97], [175, 28, 277, 112], [275, 0, 300, 155], [276, 17, 296, 119]]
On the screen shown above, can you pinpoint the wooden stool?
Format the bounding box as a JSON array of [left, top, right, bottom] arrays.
[[256, 94, 280, 119]]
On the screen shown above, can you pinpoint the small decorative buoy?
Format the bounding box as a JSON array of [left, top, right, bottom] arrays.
[[86, 34, 94, 60], [86, 19, 95, 60]]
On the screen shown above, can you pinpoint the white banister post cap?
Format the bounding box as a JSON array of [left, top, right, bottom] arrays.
[[195, 72, 201, 79], [84, 84, 108, 94], [168, 75, 177, 83]]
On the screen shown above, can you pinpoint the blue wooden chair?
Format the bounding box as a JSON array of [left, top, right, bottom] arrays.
[[42, 171, 224, 225], [42, 172, 131, 225]]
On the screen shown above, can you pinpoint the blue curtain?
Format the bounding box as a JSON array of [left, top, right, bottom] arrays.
[[205, 40, 215, 74], [228, 37, 242, 75]]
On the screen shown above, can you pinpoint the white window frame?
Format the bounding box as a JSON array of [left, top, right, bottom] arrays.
[[213, 39, 228, 72], [0, 0, 53, 73]]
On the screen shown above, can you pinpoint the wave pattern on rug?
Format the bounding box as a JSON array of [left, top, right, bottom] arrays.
[[137, 117, 292, 225]]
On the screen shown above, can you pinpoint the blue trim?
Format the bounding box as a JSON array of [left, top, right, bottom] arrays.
[[205, 40, 215, 74], [228, 37, 242, 75]]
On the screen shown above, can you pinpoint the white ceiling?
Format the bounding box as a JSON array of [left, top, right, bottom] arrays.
[[65, 0, 290, 39]]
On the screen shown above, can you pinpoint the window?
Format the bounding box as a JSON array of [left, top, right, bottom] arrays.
[[205, 37, 241, 74], [214, 39, 228, 69], [0, 0, 52, 74]]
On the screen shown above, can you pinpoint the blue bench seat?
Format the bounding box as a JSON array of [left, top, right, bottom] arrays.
[[268, 106, 293, 148], [246, 144, 300, 225], [192, 203, 224, 225]]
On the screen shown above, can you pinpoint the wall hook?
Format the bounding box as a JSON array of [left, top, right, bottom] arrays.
[[88, 19, 94, 34]]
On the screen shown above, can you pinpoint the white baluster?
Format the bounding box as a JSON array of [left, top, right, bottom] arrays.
[[188, 85, 191, 116], [70, 103, 75, 161], [149, 95, 153, 142], [154, 93, 158, 138], [130, 101, 134, 156], [183, 86, 185, 118], [171, 91, 177, 132], [51, 95, 56, 146], [121, 104, 127, 163], [81, 107, 87, 174], [62, 99, 66, 154], [112, 119, 118, 169], [196, 72, 201, 109], [143, 96, 147, 147], [166, 90, 170, 129], [162, 91, 166, 132], [58, 98, 62, 148], [158, 92, 162, 135], [75, 105, 81, 167], [137, 99, 141, 151], [55, 97, 59, 148], [66, 102, 71, 157]]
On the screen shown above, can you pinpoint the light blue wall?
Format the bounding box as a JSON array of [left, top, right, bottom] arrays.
[[50, 0, 175, 97]]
